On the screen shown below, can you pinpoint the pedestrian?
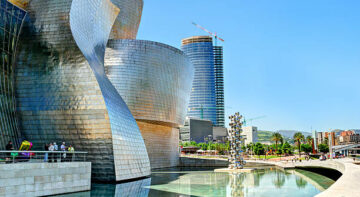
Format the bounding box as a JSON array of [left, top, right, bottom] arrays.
[[44, 143, 49, 162], [67, 145, 74, 162], [60, 142, 66, 162], [48, 143, 54, 163], [53, 142, 58, 162], [6, 141, 14, 163]]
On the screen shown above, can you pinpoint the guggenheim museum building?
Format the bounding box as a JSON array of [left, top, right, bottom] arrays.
[[0, 0, 194, 182]]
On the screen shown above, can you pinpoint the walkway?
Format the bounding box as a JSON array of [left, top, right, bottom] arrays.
[[247, 158, 360, 197]]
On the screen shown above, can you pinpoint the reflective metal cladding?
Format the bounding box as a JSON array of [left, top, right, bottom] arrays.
[[70, 0, 150, 181], [105, 40, 194, 168], [14, 0, 149, 182], [0, 0, 26, 149], [105, 40, 194, 126]]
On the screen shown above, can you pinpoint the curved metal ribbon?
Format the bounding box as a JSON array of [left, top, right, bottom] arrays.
[[69, 0, 150, 181]]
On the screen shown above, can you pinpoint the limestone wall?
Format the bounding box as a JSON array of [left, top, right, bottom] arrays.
[[0, 162, 91, 196]]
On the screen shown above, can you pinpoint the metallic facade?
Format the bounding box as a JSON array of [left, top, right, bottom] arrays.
[[109, 0, 143, 39], [105, 39, 194, 168], [70, 0, 150, 181], [181, 36, 217, 125], [14, 0, 149, 182], [105, 40, 193, 126], [0, 0, 26, 149], [213, 46, 225, 127]]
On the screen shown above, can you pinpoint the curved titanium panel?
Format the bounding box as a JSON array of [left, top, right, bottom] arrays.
[[109, 0, 143, 39], [70, 0, 150, 181], [105, 40, 194, 126], [0, 0, 26, 149], [181, 36, 217, 125], [15, 0, 149, 182]]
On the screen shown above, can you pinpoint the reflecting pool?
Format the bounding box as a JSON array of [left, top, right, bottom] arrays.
[[58, 167, 335, 197]]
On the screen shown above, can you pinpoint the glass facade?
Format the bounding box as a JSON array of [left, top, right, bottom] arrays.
[[214, 46, 225, 127], [105, 39, 194, 169], [0, 0, 26, 149], [14, 0, 149, 182], [181, 36, 217, 126]]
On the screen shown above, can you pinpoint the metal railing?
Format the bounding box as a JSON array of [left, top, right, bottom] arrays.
[[0, 151, 88, 164]]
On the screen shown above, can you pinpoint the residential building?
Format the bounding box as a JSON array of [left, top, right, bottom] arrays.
[[242, 126, 258, 145]]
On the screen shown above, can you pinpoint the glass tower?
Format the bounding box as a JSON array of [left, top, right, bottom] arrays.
[[0, 0, 26, 149], [181, 36, 217, 126], [213, 46, 225, 127]]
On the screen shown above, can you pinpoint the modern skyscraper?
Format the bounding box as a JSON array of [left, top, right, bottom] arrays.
[[213, 46, 225, 127], [0, 0, 26, 149], [181, 36, 225, 127]]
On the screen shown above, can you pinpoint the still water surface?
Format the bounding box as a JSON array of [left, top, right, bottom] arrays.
[[59, 167, 335, 197]]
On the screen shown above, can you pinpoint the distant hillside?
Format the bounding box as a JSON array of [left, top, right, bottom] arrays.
[[257, 130, 273, 142], [257, 130, 292, 143], [277, 130, 311, 138]]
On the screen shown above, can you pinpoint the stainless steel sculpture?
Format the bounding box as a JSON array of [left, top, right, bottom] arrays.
[[105, 39, 194, 168], [15, 0, 149, 182], [228, 112, 246, 169], [0, 0, 26, 149]]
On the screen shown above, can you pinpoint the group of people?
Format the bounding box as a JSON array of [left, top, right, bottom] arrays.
[[44, 142, 75, 162]]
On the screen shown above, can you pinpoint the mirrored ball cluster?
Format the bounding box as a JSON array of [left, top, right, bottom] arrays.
[[228, 112, 246, 169]]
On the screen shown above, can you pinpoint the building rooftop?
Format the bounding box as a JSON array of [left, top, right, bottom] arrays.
[[181, 36, 213, 45]]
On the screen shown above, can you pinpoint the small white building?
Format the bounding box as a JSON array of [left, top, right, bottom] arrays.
[[242, 126, 258, 145]]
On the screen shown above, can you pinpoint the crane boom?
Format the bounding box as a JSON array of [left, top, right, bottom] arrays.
[[192, 22, 225, 42]]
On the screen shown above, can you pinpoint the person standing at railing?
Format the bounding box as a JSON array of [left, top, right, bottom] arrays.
[[48, 143, 54, 163], [68, 145, 74, 162], [61, 142, 66, 162], [44, 143, 49, 162], [6, 141, 14, 163], [53, 142, 58, 162]]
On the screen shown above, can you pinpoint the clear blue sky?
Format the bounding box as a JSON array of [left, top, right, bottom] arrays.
[[137, 0, 360, 132]]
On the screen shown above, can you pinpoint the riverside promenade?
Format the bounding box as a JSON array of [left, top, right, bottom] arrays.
[[249, 158, 360, 197]]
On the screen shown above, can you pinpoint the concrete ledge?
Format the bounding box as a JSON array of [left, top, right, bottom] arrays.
[[179, 156, 228, 167], [0, 162, 91, 196], [214, 168, 255, 173], [247, 158, 360, 197]]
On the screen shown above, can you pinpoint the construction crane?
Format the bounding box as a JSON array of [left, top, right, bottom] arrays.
[[242, 116, 267, 126], [192, 22, 225, 46]]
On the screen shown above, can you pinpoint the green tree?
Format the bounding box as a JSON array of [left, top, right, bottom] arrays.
[[190, 141, 198, 147], [306, 136, 313, 145], [271, 132, 283, 154], [198, 143, 207, 150], [241, 145, 246, 152], [281, 142, 292, 154], [293, 132, 304, 157], [253, 142, 265, 156], [318, 144, 329, 153], [300, 144, 312, 154]]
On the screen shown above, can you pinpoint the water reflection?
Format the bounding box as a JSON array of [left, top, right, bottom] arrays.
[[58, 167, 334, 197]]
